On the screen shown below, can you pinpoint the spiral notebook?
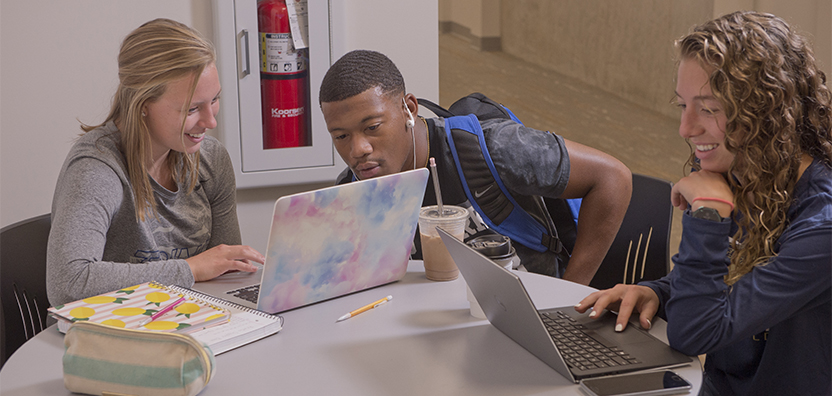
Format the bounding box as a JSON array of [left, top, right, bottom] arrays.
[[167, 284, 284, 355], [49, 281, 283, 355]]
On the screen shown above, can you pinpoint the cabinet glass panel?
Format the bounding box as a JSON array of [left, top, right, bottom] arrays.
[[213, 0, 339, 188]]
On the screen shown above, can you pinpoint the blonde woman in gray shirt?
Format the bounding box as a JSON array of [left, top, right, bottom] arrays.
[[47, 19, 264, 306]]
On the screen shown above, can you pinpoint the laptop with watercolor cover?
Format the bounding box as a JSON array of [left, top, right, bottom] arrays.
[[192, 169, 429, 314]]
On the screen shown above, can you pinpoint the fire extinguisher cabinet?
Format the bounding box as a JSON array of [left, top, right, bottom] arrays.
[[212, 0, 438, 189], [212, 0, 341, 188], [257, 0, 311, 149]]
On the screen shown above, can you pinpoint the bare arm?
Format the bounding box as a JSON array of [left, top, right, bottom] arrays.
[[559, 139, 632, 285]]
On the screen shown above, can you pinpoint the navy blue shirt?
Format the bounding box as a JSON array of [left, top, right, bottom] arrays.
[[643, 159, 832, 395]]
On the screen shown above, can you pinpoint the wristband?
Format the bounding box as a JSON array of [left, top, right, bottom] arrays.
[[692, 197, 734, 211]]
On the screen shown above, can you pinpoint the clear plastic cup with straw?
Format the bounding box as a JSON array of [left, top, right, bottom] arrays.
[[419, 158, 468, 281]]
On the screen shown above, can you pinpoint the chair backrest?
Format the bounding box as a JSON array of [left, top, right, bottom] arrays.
[[1, 214, 51, 368], [589, 174, 672, 290]]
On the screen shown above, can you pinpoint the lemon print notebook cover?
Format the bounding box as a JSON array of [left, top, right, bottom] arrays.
[[48, 281, 230, 334]]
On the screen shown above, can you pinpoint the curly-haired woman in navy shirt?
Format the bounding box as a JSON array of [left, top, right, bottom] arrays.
[[577, 11, 831, 396]]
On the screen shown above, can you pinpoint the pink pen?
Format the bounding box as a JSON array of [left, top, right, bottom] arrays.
[[140, 296, 186, 326]]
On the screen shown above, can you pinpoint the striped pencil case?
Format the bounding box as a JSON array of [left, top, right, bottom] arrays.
[[63, 321, 215, 396]]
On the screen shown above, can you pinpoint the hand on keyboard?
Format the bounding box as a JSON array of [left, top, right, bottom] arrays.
[[573, 284, 659, 332]]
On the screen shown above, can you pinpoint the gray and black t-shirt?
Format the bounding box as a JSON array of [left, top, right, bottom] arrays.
[[47, 122, 241, 306], [338, 116, 572, 277]]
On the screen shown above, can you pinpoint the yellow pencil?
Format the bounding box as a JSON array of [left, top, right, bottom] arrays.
[[336, 295, 393, 322]]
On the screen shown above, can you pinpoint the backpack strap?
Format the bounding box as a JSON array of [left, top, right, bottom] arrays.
[[418, 94, 524, 124], [417, 98, 454, 118], [448, 92, 523, 124], [443, 114, 561, 254]]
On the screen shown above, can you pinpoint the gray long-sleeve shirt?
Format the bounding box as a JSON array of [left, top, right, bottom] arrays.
[[47, 122, 241, 306]]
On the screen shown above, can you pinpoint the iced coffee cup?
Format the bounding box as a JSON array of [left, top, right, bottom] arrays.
[[418, 205, 468, 281]]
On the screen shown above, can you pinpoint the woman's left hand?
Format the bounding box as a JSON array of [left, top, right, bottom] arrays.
[[671, 170, 734, 216]]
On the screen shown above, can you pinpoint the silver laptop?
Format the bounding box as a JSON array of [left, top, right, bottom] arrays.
[[437, 227, 691, 383], [193, 169, 429, 314]]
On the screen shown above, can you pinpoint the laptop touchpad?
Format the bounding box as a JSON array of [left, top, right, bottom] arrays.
[[582, 319, 654, 346]]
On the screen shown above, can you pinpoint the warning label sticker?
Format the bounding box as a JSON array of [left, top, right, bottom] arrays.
[[260, 33, 307, 74]]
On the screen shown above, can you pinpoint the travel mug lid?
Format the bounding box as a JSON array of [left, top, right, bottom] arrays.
[[466, 234, 511, 257]]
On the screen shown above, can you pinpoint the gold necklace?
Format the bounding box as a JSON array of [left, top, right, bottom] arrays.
[[421, 117, 430, 168]]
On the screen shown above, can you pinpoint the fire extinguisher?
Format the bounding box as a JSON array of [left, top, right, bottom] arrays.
[[257, 0, 309, 149]]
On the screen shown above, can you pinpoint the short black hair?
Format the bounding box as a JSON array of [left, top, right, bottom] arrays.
[[319, 50, 405, 103]]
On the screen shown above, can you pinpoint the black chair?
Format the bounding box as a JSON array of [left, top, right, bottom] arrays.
[[1, 214, 52, 368], [589, 174, 673, 290]]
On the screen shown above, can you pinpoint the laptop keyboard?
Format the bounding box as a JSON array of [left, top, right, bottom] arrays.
[[226, 284, 260, 303], [541, 311, 641, 372]]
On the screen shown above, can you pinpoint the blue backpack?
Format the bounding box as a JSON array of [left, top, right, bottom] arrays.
[[418, 93, 580, 264]]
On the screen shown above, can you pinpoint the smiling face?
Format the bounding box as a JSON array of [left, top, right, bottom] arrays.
[[321, 86, 414, 180], [675, 58, 735, 174], [143, 63, 221, 162]]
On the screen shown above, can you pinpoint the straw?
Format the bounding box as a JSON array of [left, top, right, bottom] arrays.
[[429, 157, 444, 216]]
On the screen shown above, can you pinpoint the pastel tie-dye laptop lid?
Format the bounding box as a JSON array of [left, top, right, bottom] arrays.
[[201, 169, 429, 314]]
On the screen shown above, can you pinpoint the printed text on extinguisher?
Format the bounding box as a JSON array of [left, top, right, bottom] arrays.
[[270, 107, 306, 118]]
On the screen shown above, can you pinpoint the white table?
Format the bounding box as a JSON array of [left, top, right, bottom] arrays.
[[0, 262, 700, 395]]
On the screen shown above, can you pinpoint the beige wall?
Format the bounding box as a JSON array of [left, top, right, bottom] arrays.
[[440, 0, 502, 50], [750, 0, 832, 81], [500, 0, 714, 119], [714, 0, 831, 80], [442, 0, 831, 119]]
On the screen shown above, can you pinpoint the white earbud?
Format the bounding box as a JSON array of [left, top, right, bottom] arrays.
[[403, 98, 415, 128], [403, 97, 418, 170]]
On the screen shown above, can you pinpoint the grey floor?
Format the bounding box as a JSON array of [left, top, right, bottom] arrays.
[[438, 32, 691, 258]]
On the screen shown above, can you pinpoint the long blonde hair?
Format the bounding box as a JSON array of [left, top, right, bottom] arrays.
[[82, 18, 216, 221], [677, 11, 832, 285]]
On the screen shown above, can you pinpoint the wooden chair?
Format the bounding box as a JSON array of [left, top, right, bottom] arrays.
[[589, 174, 673, 290], [1, 214, 51, 368]]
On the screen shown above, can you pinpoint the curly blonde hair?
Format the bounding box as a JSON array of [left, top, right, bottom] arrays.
[[677, 11, 832, 285], [82, 18, 216, 221]]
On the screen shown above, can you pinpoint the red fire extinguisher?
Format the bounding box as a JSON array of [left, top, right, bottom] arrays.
[[257, 0, 309, 149]]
